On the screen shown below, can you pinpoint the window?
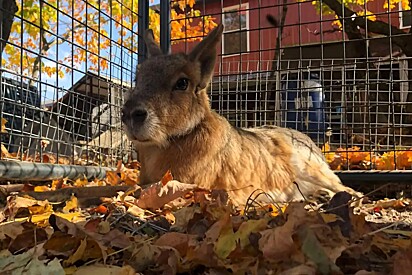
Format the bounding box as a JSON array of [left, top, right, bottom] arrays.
[[222, 3, 249, 56], [399, 2, 411, 29]]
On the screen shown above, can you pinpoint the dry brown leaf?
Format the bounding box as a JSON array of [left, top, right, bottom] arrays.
[[63, 238, 87, 266], [8, 226, 48, 254], [105, 171, 122, 186], [127, 205, 145, 218], [136, 180, 197, 210], [100, 229, 131, 249], [0, 221, 24, 240], [278, 264, 317, 275], [391, 245, 412, 275], [70, 264, 136, 275], [171, 205, 202, 232], [155, 232, 196, 257]]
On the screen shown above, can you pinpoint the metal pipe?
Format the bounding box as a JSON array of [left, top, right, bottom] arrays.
[[160, 0, 171, 55], [138, 0, 149, 62], [0, 161, 112, 181], [336, 170, 412, 184]]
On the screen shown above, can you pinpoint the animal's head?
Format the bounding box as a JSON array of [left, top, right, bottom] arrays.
[[121, 24, 224, 147]]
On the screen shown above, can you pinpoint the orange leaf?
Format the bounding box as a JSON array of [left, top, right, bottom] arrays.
[[161, 169, 173, 186]]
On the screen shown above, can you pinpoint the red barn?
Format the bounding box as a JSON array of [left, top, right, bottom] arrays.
[[170, 0, 410, 75]]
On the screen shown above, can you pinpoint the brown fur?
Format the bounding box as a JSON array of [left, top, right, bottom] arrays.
[[121, 25, 361, 206]]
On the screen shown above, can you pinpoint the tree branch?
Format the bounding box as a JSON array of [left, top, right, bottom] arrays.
[[0, 0, 18, 54], [319, 0, 412, 55], [268, 0, 288, 74]]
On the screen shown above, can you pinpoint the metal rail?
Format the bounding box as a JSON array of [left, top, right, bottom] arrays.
[[0, 160, 112, 181]]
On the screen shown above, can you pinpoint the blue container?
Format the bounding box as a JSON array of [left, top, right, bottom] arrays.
[[281, 72, 326, 140]]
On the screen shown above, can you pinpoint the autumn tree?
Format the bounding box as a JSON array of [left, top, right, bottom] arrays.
[[308, 0, 412, 57], [2, 0, 217, 83]]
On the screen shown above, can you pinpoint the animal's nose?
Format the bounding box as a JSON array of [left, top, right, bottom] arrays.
[[130, 109, 148, 123]]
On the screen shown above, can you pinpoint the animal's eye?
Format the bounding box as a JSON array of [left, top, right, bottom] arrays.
[[173, 78, 189, 91]]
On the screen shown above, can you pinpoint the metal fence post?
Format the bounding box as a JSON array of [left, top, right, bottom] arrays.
[[138, 0, 149, 62], [160, 0, 171, 55]]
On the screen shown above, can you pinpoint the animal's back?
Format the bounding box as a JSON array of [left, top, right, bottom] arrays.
[[243, 125, 358, 202]]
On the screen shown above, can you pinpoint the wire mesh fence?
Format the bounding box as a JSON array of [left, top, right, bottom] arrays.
[[168, 0, 412, 172], [0, 0, 139, 169]]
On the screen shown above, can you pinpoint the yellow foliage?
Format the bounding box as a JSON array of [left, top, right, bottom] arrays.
[[323, 143, 412, 171], [4, 0, 216, 80]]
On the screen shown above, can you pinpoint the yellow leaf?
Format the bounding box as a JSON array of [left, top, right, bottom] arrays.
[[30, 212, 53, 224], [63, 195, 78, 213], [320, 213, 344, 223], [28, 203, 53, 215], [54, 212, 85, 223], [64, 239, 87, 266], [1, 118, 7, 133], [34, 186, 51, 192], [74, 176, 88, 187]]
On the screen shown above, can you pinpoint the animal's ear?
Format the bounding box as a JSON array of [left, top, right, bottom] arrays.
[[188, 24, 224, 90], [144, 29, 162, 57]]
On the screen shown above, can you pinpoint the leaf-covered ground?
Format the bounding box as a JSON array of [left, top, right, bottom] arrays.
[[0, 160, 411, 275]]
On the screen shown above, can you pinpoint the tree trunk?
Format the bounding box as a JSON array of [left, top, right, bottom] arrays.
[[0, 0, 18, 54]]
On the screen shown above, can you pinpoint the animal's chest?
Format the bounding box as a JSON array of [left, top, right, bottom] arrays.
[[139, 149, 220, 186]]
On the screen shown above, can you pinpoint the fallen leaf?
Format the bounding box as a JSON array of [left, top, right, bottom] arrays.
[[214, 213, 236, 259], [391, 245, 412, 275], [1, 118, 7, 133], [70, 264, 136, 275], [155, 232, 195, 257], [97, 221, 111, 234], [0, 221, 24, 239], [74, 176, 89, 187], [63, 238, 87, 266], [8, 226, 48, 254], [63, 195, 78, 213], [0, 249, 64, 275], [44, 232, 82, 257], [279, 264, 317, 275], [297, 225, 342, 275], [127, 205, 145, 218], [171, 205, 202, 232], [321, 213, 343, 224], [235, 218, 268, 250], [105, 171, 122, 186], [258, 226, 296, 260], [160, 169, 173, 186], [128, 242, 160, 272], [137, 180, 197, 210], [1, 144, 11, 158], [34, 186, 51, 192], [100, 229, 131, 249]]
